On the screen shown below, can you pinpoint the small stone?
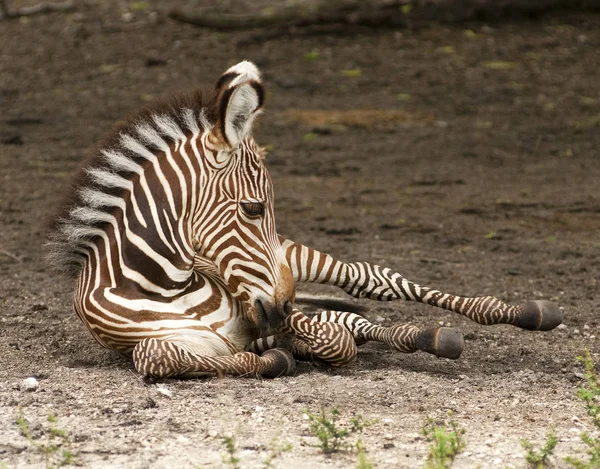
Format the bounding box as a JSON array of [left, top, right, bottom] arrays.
[[384, 433, 394, 440], [20, 377, 39, 392], [156, 385, 172, 398], [573, 329, 581, 335], [584, 324, 590, 330], [383, 442, 395, 449], [557, 324, 567, 330]]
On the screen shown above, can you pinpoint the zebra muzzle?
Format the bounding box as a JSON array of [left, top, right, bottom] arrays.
[[254, 298, 293, 330]]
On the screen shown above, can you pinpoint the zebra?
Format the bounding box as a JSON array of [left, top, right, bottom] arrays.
[[47, 61, 563, 379]]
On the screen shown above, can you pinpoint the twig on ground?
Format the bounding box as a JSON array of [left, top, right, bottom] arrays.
[[0, 249, 23, 263], [0, 0, 74, 20]]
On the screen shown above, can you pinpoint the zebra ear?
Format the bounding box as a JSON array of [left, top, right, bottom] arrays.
[[215, 61, 264, 148]]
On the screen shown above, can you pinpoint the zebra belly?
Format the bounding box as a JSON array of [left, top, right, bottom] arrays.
[[73, 273, 256, 356]]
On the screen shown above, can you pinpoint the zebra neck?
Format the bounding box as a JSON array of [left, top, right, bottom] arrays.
[[106, 132, 210, 295]]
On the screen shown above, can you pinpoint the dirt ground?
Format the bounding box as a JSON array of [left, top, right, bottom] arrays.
[[1, 1, 600, 468]]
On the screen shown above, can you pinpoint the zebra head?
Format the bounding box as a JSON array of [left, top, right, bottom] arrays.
[[195, 61, 295, 331]]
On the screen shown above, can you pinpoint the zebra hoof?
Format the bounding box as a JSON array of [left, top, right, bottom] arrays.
[[516, 300, 564, 331], [416, 328, 464, 360], [260, 349, 296, 378]]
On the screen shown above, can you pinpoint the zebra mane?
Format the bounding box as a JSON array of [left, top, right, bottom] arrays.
[[46, 88, 217, 276]]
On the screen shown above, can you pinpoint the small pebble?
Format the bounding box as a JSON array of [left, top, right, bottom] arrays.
[[156, 385, 172, 398], [20, 377, 39, 392]]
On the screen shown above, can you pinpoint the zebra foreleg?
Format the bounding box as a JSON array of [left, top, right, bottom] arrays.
[[248, 334, 319, 362], [249, 310, 358, 367], [281, 310, 358, 367], [132, 338, 295, 379], [279, 239, 563, 331], [315, 311, 464, 359], [339, 262, 563, 331]]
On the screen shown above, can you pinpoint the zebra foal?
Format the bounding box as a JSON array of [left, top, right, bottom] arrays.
[[48, 61, 563, 379]]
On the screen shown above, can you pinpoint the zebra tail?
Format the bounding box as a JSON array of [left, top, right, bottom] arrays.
[[294, 293, 368, 315]]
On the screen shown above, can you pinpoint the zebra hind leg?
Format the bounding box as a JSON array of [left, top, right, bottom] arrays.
[[133, 338, 296, 379], [315, 311, 465, 359]]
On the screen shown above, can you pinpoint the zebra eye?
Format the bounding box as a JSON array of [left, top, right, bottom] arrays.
[[240, 201, 265, 218]]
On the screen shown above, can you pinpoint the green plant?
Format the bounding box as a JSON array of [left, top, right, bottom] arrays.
[[221, 435, 241, 469], [302, 132, 319, 142], [356, 439, 374, 469], [305, 407, 350, 454], [304, 407, 375, 455], [262, 437, 292, 469], [341, 69, 361, 77], [521, 427, 558, 468], [16, 410, 75, 468], [564, 350, 600, 468], [421, 414, 466, 469]]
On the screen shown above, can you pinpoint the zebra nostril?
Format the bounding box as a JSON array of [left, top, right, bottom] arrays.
[[284, 301, 293, 316]]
